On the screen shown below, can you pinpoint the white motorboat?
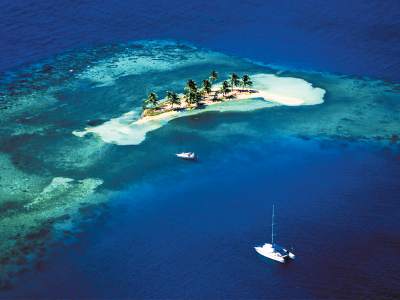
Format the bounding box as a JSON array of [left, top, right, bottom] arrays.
[[254, 205, 295, 263], [176, 152, 197, 160]]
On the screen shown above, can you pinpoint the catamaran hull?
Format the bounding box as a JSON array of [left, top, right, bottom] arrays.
[[254, 243, 295, 263]]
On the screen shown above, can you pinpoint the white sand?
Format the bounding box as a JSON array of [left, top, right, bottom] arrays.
[[73, 73, 325, 145], [218, 74, 325, 106]]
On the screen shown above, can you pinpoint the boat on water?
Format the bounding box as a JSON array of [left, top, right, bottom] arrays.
[[254, 205, 295, 263], [176, 152, 197, 160]]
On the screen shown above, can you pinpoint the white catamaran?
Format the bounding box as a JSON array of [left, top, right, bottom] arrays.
[[254, 205, 295, 263]]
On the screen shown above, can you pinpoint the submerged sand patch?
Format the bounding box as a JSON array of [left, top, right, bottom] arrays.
[[78, 41, 237, 86], [0, 152, 105, 287]]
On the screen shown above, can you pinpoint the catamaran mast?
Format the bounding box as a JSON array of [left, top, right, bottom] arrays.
[[271, 204, 275, 245]]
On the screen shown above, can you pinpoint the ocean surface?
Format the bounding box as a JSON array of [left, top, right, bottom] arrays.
[[0, 1, 399, 299], [1, 0, 400, 82]]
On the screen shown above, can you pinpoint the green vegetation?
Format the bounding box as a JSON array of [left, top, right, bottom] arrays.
[[241, 75, 253, 89], [141, 71, 253, 117], [202, 79, 212, 95], [241, 74, 253, 90], [230, 73, 240, 91], [143, 92, 159, 108], [209, 70, 218, 83], [142, 108, 170, 117], [166, 91, 180, 108], [184, 79, 201, 106], [220, 80, 230, 96]]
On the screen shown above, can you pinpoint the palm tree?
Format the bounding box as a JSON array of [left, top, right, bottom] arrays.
[[185, 79, 197, 93], [143, 92, 158, 108], [193, 91, 203, 106], [202, 79, 212, 95], [166, 91, 180, 108], [230, 73, 240, 91], [208, 70, 218, 97], [184, 79, 198, 105], [212, 90, 219, 101], [220, 80, 230, 96], [184, 90, 197, 105], [241, 75, 253, 91], [209, 70, 218, 83]]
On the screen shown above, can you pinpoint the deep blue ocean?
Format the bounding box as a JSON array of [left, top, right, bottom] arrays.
[[4, 138, 400, 299], [1, 0, 400, 82], [0, 0, 400, 299]]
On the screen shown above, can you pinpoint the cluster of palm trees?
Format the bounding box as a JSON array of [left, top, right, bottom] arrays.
[[143, 71, 252, 110]]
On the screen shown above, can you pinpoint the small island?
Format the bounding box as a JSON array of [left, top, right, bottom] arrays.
[[73, 72, 325, 146], [141, 71, 255, 119]]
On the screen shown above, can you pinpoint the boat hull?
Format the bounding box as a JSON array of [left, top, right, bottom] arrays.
[[254, 243, 295, 263], [176, 153, 197, 160]]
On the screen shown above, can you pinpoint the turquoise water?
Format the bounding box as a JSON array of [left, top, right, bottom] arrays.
[[0, 41, 399, 298]]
